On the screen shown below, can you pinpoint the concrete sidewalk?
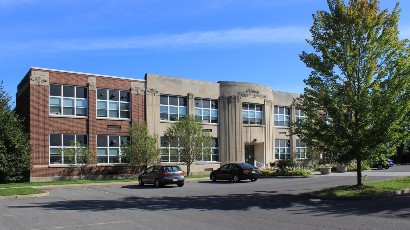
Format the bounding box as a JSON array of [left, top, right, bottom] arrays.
[[313, 170, 410, 177]]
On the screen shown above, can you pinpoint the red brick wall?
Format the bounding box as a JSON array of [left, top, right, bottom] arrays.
[[26, 68, 145, 179]]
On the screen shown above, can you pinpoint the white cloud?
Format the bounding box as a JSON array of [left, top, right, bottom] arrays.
[[2, 27, 309, 53]]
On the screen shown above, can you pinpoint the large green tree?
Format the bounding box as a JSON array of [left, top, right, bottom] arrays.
[[164, 115, 212, 176], [121, 123, 160, 172], [0, 81, 31, 182], [292, 0, 410, 185]]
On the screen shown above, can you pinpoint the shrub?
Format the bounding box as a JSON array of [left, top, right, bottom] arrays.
[[277, 159, 297, 171]]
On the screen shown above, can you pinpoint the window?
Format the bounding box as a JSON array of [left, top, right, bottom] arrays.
[[97, 135, 129, 164], [49, 134, 88, 164], [160, 95, 187, 121], [275, 139, 291, 160], [196, 138, 220, 162], [296, 139, 308, 159], [49, 84, 88, 117], [274, 106, 290, 127], [242, 103, 263, 125], [97, 89, 130, 119], [295, 109, 306, 121], [160, 136, 181, 162], [195, 99, 218, 123]]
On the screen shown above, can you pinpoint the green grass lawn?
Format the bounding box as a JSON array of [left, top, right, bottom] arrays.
[[0, 178, 137, 189], [0, 187, 44, 196], [313, 176, 410, 197]]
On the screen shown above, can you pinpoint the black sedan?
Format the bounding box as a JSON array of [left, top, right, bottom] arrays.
[[210, 163, 261, 182], [138, 165, 185, 187]]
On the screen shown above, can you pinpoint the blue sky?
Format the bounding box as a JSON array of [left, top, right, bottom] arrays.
[[1, 0, 410, 106]]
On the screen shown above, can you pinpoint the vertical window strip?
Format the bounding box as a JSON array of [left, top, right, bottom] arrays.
[[242, 103, 263, 125], [274, 106, 290, 127], [274, 139, 291, 160], [296, 139, 308, 159], [195, 98, 218, 124]]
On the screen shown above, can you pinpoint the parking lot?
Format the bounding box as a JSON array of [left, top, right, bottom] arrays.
[[0, 165, 409, 230]]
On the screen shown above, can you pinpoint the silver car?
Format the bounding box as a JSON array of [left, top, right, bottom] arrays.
[[138, 165, 185, 188]]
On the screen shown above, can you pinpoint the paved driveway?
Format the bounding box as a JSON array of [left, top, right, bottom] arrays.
[[0, 165, 409, 230]]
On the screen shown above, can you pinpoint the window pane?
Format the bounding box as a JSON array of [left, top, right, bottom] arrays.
[[76, 135, 87, 146], [109, 110, 119, 118], [50, 107, 61, 114], [120, 91, 130, 102], [97, 89, 107, 100], [97, 135, 107, 147], [242, 104, 248, 110], [109, 90, 119, 101], [195, 108, 202, 116], [120, 102, 130, 110], [63, 134, 75, 146], [97, 148, 107, 156], [256, 105, 263, 111], [63, 85, 74, 97], [169, 97, 178, 106], [76, 87, 87, 98], [109, 136, 119, 147], [203, 100, 210, 108], [50, 85, 61, 96], [211, 100, 218, 109], [179, 97, 187, 106], [160, 96, 168, 105], [76, 99, 87, 108], [109, 148, 119, 156], [97, 101, 107, 109], [63, 98, 74, 107], [169, 106, 178, 114], [179, 107, 187, 115], [63, 107, 74, 115], [50, 134, 61, 146], [109, 102, 119, 110], [50, 97, 61, 106], [120, 111, 130, 118], [195, 99, 202, 108], [97, 109, 107, 117]]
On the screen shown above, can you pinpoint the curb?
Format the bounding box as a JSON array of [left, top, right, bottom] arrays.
[[308, 188, 410, 200], [0, 191, 50, 200]]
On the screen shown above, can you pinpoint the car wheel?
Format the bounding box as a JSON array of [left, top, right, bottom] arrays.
[[377, 165, 383, 170], [385, 165, 390, 169], [232, 174, 240, 183], [210, 174, 217, 182], [154, 179, 161, 188], [177, 183, 184, 187], [138, 178, 144, 186], [251, 178, 257, 182]]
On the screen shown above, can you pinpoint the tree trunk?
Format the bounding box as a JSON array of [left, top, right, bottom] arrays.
[[356, 159, 362, 186], [186, 164, 191, 177]]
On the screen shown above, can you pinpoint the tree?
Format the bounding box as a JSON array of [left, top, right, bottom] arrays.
[[61, 141, 95, 180], [164, 115, 212, 176], [292, 0, 410, 186], [0, 81, 32, 182], [121, 123, 160, 172]]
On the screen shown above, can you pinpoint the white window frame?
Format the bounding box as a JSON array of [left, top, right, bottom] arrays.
[[49, 84, 88, 117], [97, 135, 129, 164], [160, 136, 182, 163], [195, 98, 218, 124], [49, 134, 88, 165], [242, 103, 263, 125], [196, 138, 220, 162], [160, 95, 188, 121], [96, 89, 131, 119], [274, 106, 290, 127], [295, 109, 307, 121], [275, 139, 291, 160], [296, 139, 308, 159]]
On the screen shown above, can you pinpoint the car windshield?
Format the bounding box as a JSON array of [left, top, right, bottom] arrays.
[[163, 166, 181, 172], [239, 163, 255, 169]]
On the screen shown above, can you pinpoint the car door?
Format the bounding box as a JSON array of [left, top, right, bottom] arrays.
[[219, 164, 232, 180], [141, 166, 154, 183]]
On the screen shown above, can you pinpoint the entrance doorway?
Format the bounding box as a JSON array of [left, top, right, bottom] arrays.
[[245, 145, 255, 165]]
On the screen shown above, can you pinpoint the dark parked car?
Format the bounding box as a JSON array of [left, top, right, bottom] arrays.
[[210, 163, 261, 182], [372, 158, 394, 169], [138, 165, 185, 188]]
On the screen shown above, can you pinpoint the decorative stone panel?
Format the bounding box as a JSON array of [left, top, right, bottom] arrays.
[[131, 81, 145, 95], [30, 71, 49, 86], [88, 77, 96, 90]]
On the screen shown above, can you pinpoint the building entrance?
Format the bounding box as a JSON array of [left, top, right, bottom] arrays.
[[245, 145, 255, 165]]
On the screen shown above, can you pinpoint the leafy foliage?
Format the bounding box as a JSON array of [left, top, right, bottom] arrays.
[[292, 0, 410, 185], [164, 115, 212, 176], [121, 123, 160, 172], [60, 141, 95, 179], [0, 81, 31, 182]]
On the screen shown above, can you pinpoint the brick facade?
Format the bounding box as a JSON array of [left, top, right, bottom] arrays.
[[16, 68, 145, 181]]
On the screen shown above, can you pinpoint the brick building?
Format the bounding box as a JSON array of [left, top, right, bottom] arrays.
[[16, 67, 307, 181], [16, 68, 145, 181]]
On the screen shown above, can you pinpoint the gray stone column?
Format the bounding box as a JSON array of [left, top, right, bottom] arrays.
[[219, 95, 243, 163]]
